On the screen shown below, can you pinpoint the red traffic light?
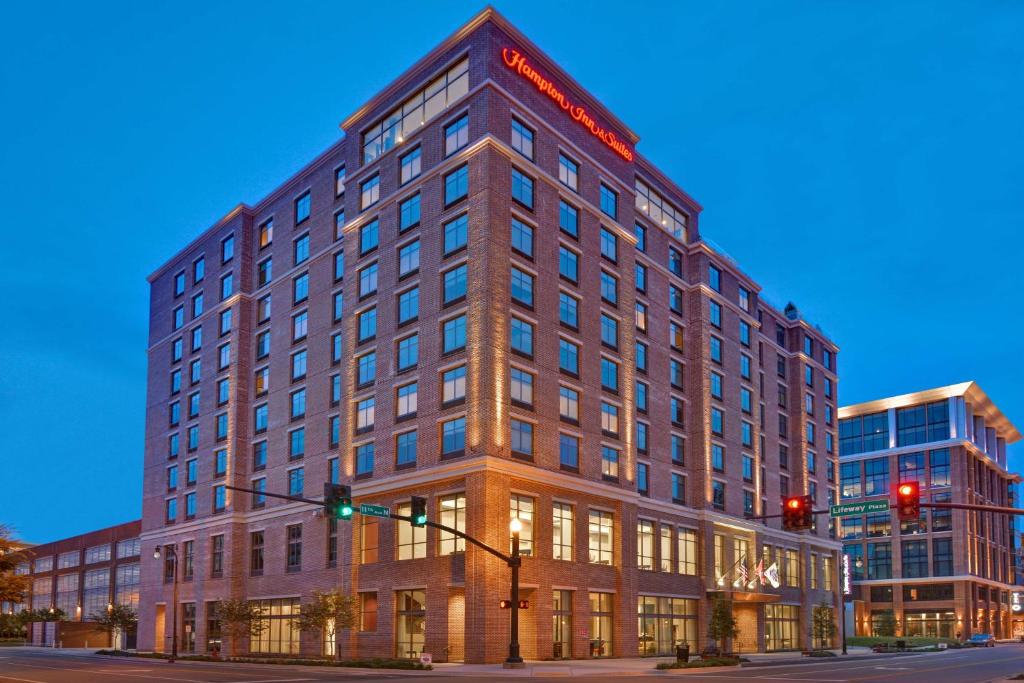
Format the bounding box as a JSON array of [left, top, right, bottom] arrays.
[[782, 495, 813, 531], [518, 600, 529, 609], [499, 600, 512, 609], [895, 481, 920, 521]]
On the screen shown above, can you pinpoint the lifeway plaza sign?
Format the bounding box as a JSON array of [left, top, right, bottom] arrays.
[[501, 48, 635, 162]]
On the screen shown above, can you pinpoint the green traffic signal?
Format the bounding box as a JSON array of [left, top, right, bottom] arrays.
[[410, 496, 427, 528], [339, 503, 354, 519]]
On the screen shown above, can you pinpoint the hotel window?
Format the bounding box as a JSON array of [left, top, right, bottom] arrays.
[[674, 528, 698, 575], [600, 358, 619, 393], [331, 333, 342, 364], [442, 264, 467, 305], [354, 263, 378, 299], [708, 263, 721, 292], [249, 531, 264, 576], [400, 147, 421, 185], [511, 118, 533, 159], [863, 457, 889, 495], [510, 367, 533, 407], [671, 435, 685, 465], [360, 175, 380, 211], [445, 113, 469, 156], [174, 270, 186, 297], [840, 461, 861, 498], [290, 350, 307, 381], [165, 497, 177, 523], [221, 234, 234, 263], [601, 446, 619, 479], [293, 191, 311, 225], [191, 327, 203, 353], [442, 314, 466, 353], [898, 451, 925, 486], [333, 164, 346, 196], [334, 208, 346, 239], [398, 287, 419, 325], [635, 302, 648, 333], [634, 222, 646, 252], [506, 219, 534, 261], [217, 343, 230, 370], [441, 416, 466, 456], [355, 397, 375, 432], [290, 428, 305, 458], [399, 193, 420, 232], [510, 267, 534, 307], [742, 454, 754, 483], [600, 402, 619, 437], [637, 462, 649, 495], [287, 467, 304, 496], [599, 227, 617, 263], [357, 307, 376, 343], [635, 263, 647, 292], [510, 317, 533, 357], [806, 422, 815, 445], [290, 389, 307, 421], [635, 380, 648, 412], [709, 300, 721, 328], [511, 168, 534, 209], [220, 273, 234, 300], [284, 524, 302, 572], [589, 592, 614, 657], [559, 339, 579, 376], [398, 239, 420, 277], [191, 292, 204, 318], [356, 442, 374, 476], [556, 387, 579, 425], [186, 458, 197, 485], [252, 440, 266, 471], [636, 341, 648, 372], [803, 334, 813, 356], [599, 271, 617, 305], [740, 353, 751, 379], [599, 183, 617, 219], [558, 154, 578, 191], [438, 494, 467, 555], [255, 366, 270, 396], [396, 430, 417, 467], [219, 308, 232, 336], [669, 472, 685, 504], [396, 502, 426, 560], [738, 286, 749, 311], [588, 510, 613, 564], [215, 412, 228, 441], [804, 364, 813, 387], [637, 520, 655, 570], [553, 502, 573, 560], [187, 391, 200, 418], [668, 247, 683, 277], [740, 387, 752, 414], [255, 295, 271, 324], [825, 377, 833, 398], [172, 337, 183, 362], [509, 495, 535, 555], [669, 285, 683, 314], [396, 382, 417, 420], [668, 321, 684, 352], [359, 219, 379, 255], [442, 365, 466, 405], [710, 335, 722, 364], [173, 306, 184, 330], [712, 480, 726, 510], [168, 433, 179, 458], [559, 200, 578, 238], [214, 448, 227, 477], [711, 444, 724, 472], [291, 233, 310, 266], [670, 360, 684, 390], [635, 178, 687, 239], [559, 433, 579, 470], [292, 310, 309, 342], [397, 334, 419, 371], [213, 484, 226, 512], [444, 164, 469, 206], [711, 408, 724, 436], [739, 320, 751, 347]]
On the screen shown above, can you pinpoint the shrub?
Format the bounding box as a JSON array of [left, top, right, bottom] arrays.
[[656, 656, 740, 669]]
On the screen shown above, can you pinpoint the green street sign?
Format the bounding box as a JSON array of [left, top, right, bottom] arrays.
[[830, 500, 889, 518], [359, 503, 391, 518]]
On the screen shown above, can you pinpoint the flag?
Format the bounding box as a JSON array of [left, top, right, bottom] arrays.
[[755, 558, 765, 585], [739, 558, 749, 584]]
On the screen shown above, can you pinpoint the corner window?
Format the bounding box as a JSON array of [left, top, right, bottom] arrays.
[[511, 118, 534, 160]]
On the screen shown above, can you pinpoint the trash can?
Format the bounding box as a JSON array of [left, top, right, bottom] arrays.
[[553, 642, 563, 659], [676, 643, 690, 663]]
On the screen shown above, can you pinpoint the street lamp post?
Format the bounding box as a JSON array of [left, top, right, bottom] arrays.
[[505, 518, 524, 669], [153, 545, 178, 663]]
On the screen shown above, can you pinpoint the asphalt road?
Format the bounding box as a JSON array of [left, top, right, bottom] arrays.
[[2, 645, 1024, 682]]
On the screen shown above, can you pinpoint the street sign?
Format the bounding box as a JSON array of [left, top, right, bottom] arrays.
[[360, 503, 391, 518], [830, 500, 888, 518]]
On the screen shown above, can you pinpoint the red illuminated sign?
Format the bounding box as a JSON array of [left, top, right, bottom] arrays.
[[501, 48, 634, 162]]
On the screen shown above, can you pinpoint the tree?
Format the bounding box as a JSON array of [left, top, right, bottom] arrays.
[[215, 599, 268, 657], [295, 590, 357, 661], [90, 605, 138, 650], [0, 525, 31, 606], [874, 609, 896, 637], [706, 596, 738, 654], [812, 602, 837, 650]]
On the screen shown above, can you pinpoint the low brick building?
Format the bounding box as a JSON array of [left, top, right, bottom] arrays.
[[139, 8, 842, 662]]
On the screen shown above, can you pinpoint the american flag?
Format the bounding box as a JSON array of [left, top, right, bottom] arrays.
[[738, 557, 749, 584]]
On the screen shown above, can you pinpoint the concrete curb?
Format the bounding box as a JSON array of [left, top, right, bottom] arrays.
[[740, 650, 945, 668]]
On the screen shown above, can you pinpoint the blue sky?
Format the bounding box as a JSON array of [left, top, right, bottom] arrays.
[[1, 1, 1021, 543]]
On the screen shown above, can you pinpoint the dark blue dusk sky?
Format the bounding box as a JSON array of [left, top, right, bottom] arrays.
[[2, 2, 1022, 543]]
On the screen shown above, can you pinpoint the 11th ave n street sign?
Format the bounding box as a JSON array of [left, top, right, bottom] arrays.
[[830, 500, 890, 517], [359, 503, 391, 518]]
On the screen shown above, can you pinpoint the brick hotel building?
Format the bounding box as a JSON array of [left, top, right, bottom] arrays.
[[139, 8, 842, 661], [839, 383, 1022, 640]]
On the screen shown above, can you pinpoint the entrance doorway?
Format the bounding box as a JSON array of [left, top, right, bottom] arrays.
[[154, 605, 166, 653]]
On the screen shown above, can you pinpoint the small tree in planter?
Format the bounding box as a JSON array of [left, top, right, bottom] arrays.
[[296, 590, 357, 661], [707, 597, 739, 654], [874, 609, 897, 637], [216, 599, 268, 657], [90, 605, 137, 650], [812, 602, 837, 650]]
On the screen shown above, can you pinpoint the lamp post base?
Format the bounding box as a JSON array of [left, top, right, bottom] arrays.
[[502, 660, 526, 669]]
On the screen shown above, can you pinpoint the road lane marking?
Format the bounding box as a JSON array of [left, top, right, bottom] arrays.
[[0, 675, 47, 683]]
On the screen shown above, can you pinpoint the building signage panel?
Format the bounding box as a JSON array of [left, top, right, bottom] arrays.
[[359, 503, 391, 518], [1013, 592, 1022, 613], [501, 48, 635, 162], [842, 553, 852, 596], [830, 500, 889, 518]]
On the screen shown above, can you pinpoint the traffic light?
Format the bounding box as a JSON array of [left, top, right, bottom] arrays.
[[324, 483, 353, 520], [782, 495, 813, 531], [895, 481, 920, 521], [499, 599, 512, 609], [518, 600, 529, 609], [410, 496, 427, 527]]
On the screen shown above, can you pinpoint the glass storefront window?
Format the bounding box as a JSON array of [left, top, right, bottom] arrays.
[[904, 610, 956, 638], [396, 590, 425, 659], [250, 598, 300, 654], [588, 592, 613, 657], [637, 596, 697, 655], [765, 604, 800, 651], [553, 590, 572, 659]]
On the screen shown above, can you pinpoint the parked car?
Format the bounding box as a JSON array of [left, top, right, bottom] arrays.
[[967, 634, 996, 647]]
